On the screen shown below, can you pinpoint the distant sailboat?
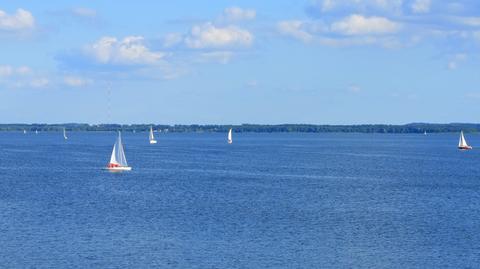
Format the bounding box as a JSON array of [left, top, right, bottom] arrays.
[[35, 130, 38, 135], [106, 132, 131, 171], [63, 128, 68, 140], [424, 131, 427, 135], [227, 128, 233, 144], [149, 126, 157, 144], [23, 129, 27, 134], [458, 131, 472, 150]]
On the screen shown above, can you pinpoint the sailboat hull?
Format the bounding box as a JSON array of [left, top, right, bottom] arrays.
[[149, 140, 157, 144], [458, 146, 473, 150], [106, 166, 132, 172]]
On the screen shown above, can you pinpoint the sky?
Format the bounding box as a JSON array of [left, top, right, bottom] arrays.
[[1, 0, 480, 124]]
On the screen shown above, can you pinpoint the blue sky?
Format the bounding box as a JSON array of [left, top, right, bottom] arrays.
[[1, 0, 480, 124]]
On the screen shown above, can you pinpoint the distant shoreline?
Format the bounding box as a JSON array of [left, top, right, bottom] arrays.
[[0, 123, 479, 133]]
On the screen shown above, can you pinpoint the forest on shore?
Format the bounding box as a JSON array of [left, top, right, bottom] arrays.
[[0, 123, 479, 133]]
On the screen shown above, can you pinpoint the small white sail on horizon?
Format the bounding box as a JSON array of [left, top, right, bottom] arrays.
[[63, 128, 68, 140], [458, 131, 472, 150], [228, 128, 233, 144], [106, 132, 131, 171], [149, 126, 157, 144], [23, 129, 27, 134]]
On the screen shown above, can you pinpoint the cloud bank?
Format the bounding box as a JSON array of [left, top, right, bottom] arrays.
[[0, 8, 34, 31]]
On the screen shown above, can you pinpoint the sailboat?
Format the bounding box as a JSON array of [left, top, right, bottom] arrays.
[[63, 128, 68, 140], [106, 132, 132, 171], [149, 126, 157, 144], [458, 131, 473, 150], [23, 129, 27, 134], [35, 130, 38, 135], [227, 128, 233, 144], [424, 131, 427, 135]]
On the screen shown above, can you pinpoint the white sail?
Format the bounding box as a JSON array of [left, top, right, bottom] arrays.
[[63, 128, 68, 140], [110, 132, 128, 167], [459, 131, 469, 148], [149, 126, 155, 140], [23, 129, 26, 134], [228, 128, 233, 144], [149, 126, 157, 144], [35, 130, 38, 134]]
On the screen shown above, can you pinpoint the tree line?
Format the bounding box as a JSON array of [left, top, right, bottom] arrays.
[[0, 123, 479, 133]]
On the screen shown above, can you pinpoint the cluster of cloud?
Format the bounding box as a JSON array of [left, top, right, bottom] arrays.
[[157, 6, 256, 67], [52, 5, 256, 79], [311, 0, 431, 15], [163, 6, 255, 52], [55, 5, 257, 81], [277, 0, 480, 70], [0, 65, 31, 76], [86, 36, 164, 65], [0, 64, 94, 89], [4, 6, 247, 88], [5, 2, 480, 89], [0, 64, 51, 89], [0, 8, 34, 31], [330, 14, 400, 35], [185, 23, 253, 49], [277, 14, 401, 47]]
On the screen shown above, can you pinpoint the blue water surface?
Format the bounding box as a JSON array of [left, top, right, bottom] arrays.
[[0, 132, 479, 268]]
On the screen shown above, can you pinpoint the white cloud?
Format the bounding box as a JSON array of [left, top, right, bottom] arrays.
[[87, 36, 165, 65], [411, 0, 431, 13], [185, 23, 253, 48], [277, 18, 402, 47], [453, 16, 480, 27], [72, 7, 97, 18], [0, 8, 35, 30], [331, 14, 401, 35], [198, 51, 234, 64], [0, 65, 31, 77], [64, 76, 93, 87], [0, 65, 53, 90], [222, 7, 256, 22], [316, 0, 403, 13], [277, 20, 314, 43], [163, 32, 183, 48]]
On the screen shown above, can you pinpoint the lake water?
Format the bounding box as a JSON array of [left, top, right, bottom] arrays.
[[0, 132, 479, 268]]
